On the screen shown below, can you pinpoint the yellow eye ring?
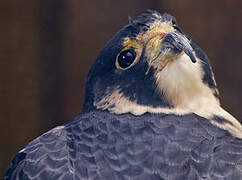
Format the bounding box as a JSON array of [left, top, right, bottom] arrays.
[[115, 48, 138, 70]]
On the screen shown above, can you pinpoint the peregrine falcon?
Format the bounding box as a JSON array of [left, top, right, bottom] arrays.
[[4, 11, 242, 180]]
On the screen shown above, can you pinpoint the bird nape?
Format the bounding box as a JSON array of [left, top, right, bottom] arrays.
[[4, 10, 242, 180]]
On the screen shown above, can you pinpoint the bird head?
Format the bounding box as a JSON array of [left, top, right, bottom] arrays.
[[83, 11, 219, 115]]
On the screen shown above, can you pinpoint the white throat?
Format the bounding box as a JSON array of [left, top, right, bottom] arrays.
[[154, 53, 242, 138], [156, 53, 219, 113]]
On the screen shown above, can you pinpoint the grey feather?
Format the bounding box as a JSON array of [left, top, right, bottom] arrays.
[[4, 111, 242, 180]]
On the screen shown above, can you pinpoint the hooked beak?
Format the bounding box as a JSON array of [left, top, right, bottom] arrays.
[[161, 32, 196, 63], [145, 31, 196, 74]]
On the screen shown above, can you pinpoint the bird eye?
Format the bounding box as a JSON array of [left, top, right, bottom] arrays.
[[116, 48, 137, 70]]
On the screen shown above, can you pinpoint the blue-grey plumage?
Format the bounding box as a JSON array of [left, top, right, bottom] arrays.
[[4, 111, 242, 179], [4, 11, 242, 180]]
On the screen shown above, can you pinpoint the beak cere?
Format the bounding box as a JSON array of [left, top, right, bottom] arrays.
[[146, 31, 196, 71]]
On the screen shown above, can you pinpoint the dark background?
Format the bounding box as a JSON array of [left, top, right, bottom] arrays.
[[0, 0, 241, 177]]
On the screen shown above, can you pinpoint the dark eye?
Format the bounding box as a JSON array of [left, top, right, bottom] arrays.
[[116, 48, 136, 69]]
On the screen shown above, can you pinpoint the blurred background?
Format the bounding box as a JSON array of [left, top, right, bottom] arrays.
[[0, 0, 242, 177]]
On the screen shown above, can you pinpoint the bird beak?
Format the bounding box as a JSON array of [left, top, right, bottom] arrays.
[[146, 31, 196, 70], [160, 32, 196, 63]]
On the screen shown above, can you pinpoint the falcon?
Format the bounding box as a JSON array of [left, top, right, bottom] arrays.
[[4, 11, 242, 180]]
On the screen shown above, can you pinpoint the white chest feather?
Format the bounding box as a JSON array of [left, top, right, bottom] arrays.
[[156, 53, 219, 111]]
